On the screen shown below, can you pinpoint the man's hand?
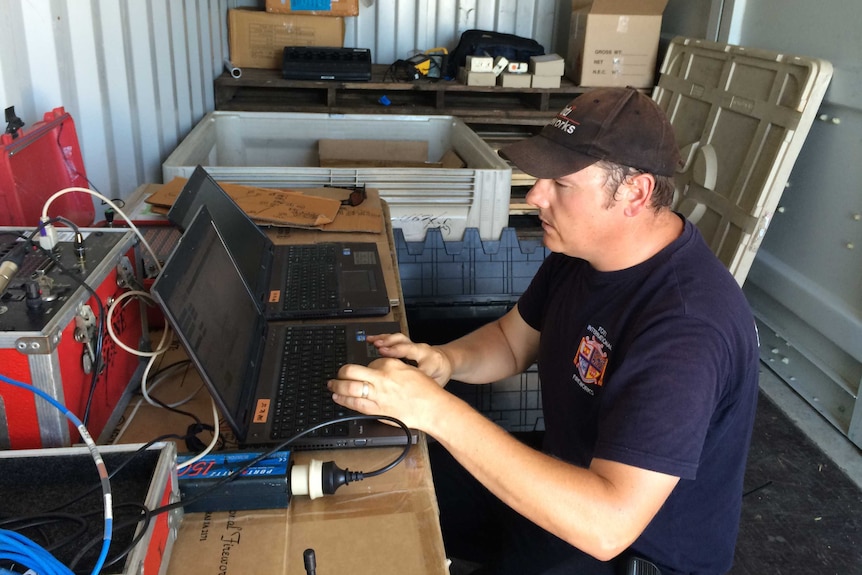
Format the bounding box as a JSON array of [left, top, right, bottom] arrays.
[[365, 332, 454, 387]]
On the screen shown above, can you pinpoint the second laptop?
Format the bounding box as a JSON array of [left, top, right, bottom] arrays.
[[167, 165, 391, 320]]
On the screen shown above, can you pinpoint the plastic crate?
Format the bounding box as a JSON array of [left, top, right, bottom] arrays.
[[398, 226, 550, 432], [395, 227, 550, 307], [162, 111, 512, 241], [447, 366, 545, 433]]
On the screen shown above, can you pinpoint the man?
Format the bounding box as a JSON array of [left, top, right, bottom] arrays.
[[329, 88, 760, 574]]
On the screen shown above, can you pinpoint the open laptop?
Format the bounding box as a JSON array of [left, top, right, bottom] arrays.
[[167, 165, 390, 320], [151, 204, 415, 449]]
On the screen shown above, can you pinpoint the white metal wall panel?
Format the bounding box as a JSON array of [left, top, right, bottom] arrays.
[[0, 0, 561, 215], [724, 0, 862, 446], [0, 0, 227, 217]]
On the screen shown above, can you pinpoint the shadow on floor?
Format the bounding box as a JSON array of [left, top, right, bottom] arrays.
[[731, 392, 862, 574]]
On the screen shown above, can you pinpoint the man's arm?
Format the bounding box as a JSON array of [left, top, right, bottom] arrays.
[[438, 304, 540, 384], [330, 354, 679, 561], [429, 397, 680, 560], [368, 304, 539, 387]]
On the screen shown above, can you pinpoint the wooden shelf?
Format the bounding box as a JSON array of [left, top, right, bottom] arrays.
[[214, 65, 589, 125]]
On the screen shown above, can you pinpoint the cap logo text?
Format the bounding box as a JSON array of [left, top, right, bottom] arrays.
[[552, 105, 579, 135]]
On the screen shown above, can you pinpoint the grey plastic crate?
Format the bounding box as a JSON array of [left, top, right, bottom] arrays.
[[162, 111, 512, 241]]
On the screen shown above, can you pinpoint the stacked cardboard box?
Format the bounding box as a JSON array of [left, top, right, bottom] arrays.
[[529, 53, 565, 88], [227, 8, 346, 70], [564, 0, 669, 88], [265, 0, 358, 17], [497, 61, 531, 88]]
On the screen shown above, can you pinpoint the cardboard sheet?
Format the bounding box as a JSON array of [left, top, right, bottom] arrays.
[[145, 177, 383, 233], [166, 446, 447, 575], [319, 139, 441, 168]]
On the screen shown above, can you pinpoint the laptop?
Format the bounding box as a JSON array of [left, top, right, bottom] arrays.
[[167, 165, 391, 320], [151, 204, 416, 449]]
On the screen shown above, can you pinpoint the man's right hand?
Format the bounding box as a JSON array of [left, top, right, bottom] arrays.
[[366, 333, 453, 387]]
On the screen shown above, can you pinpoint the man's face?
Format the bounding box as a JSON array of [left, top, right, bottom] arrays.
[[525, 164, 622, 262]]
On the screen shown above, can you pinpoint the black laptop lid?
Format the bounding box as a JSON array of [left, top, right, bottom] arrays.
[[152, 205, 265, 432], [168, 165, 272, 302]]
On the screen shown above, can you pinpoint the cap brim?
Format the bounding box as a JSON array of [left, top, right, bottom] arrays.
[[498, 133, 598, 179]]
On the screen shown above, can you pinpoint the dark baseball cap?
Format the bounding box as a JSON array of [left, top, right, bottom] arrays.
[[499, 87, 681, 178]]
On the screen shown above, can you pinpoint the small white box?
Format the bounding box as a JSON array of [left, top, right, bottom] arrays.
[[492, 55, 509, 76], [531, 74, 562, 89], [530, 53, 565, 77], [466, 55, 493, 72], [498, 72, 533, 88], [507, 62, 528, 74]]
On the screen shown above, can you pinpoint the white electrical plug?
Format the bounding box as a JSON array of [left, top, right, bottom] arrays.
[[38, 216, 58, 251]]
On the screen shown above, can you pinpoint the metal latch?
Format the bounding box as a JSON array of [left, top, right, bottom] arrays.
[[74, 304, 97, 374], [116, 256, 144, 291]]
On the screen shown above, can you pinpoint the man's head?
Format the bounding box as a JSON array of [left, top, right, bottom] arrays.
[[502, 89, 684, 267], [499, 88, 681, 207]]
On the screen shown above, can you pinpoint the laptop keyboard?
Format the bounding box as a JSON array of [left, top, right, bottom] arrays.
[[271, 324, 351, 440], [283, 244, 339, 314]]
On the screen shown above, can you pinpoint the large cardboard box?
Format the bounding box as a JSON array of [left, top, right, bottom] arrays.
[[228, 9, 344, 70], [266, 0, 359, 17], [565, 0, 668, 88]]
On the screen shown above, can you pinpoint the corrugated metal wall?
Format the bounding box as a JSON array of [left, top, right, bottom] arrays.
[[0, 0, 563, 216], [344, 0, 564, 65], [0, 0, 228, 214]]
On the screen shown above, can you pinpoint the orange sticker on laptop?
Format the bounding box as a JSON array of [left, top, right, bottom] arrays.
[[254, 399, 271, 423], [269, 290, 280, 303]]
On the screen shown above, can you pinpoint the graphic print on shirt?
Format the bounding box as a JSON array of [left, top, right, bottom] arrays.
[[571, 325, 611, 394]]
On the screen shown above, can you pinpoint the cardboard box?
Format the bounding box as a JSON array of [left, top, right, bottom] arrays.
[[228, 9, 344, 70], [565, 0, 668, 88], [266, 0, 358, 17], [319, 139, 443, 168], [531, 74, 562, 89], [457, 67, 496, 87], [530, 53, 565, 77], [498, 72, 532, 88]]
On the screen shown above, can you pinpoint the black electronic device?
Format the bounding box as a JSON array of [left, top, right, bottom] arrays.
[[282, 46, 372, 81]]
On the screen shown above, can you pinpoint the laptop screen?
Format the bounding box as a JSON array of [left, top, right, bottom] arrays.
[[168, 165, 271, 300], [153, 205, 263, 422]]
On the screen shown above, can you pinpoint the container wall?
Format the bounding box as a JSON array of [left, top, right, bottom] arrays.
[[344, 0, 564, 67], [0, 0, 229, 218], [725, 0, 862, 446]]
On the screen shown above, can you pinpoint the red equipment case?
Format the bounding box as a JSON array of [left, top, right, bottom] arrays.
[[0, 229, 147, 449], [1, 107, 96, 227]]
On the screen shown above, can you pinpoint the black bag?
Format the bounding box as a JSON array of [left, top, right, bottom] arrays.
[[446, 29, 545, 79]]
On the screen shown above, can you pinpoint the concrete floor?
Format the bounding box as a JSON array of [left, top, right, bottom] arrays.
[[758, 366, 862, 491]]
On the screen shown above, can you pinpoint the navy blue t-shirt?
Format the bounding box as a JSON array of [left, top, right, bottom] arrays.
[[517, 217, 760, 575]]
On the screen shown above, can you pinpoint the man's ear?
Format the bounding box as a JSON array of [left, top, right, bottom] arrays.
[[623, 173, 656, 217]]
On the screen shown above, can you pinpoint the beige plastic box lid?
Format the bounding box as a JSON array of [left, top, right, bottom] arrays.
[[653, 37, 832, 285]]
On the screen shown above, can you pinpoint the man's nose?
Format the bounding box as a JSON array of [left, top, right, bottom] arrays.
[[525, 179, 551, 208]]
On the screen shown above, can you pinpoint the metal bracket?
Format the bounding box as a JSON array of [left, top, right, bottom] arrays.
[[15, 334, 60, 354]]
